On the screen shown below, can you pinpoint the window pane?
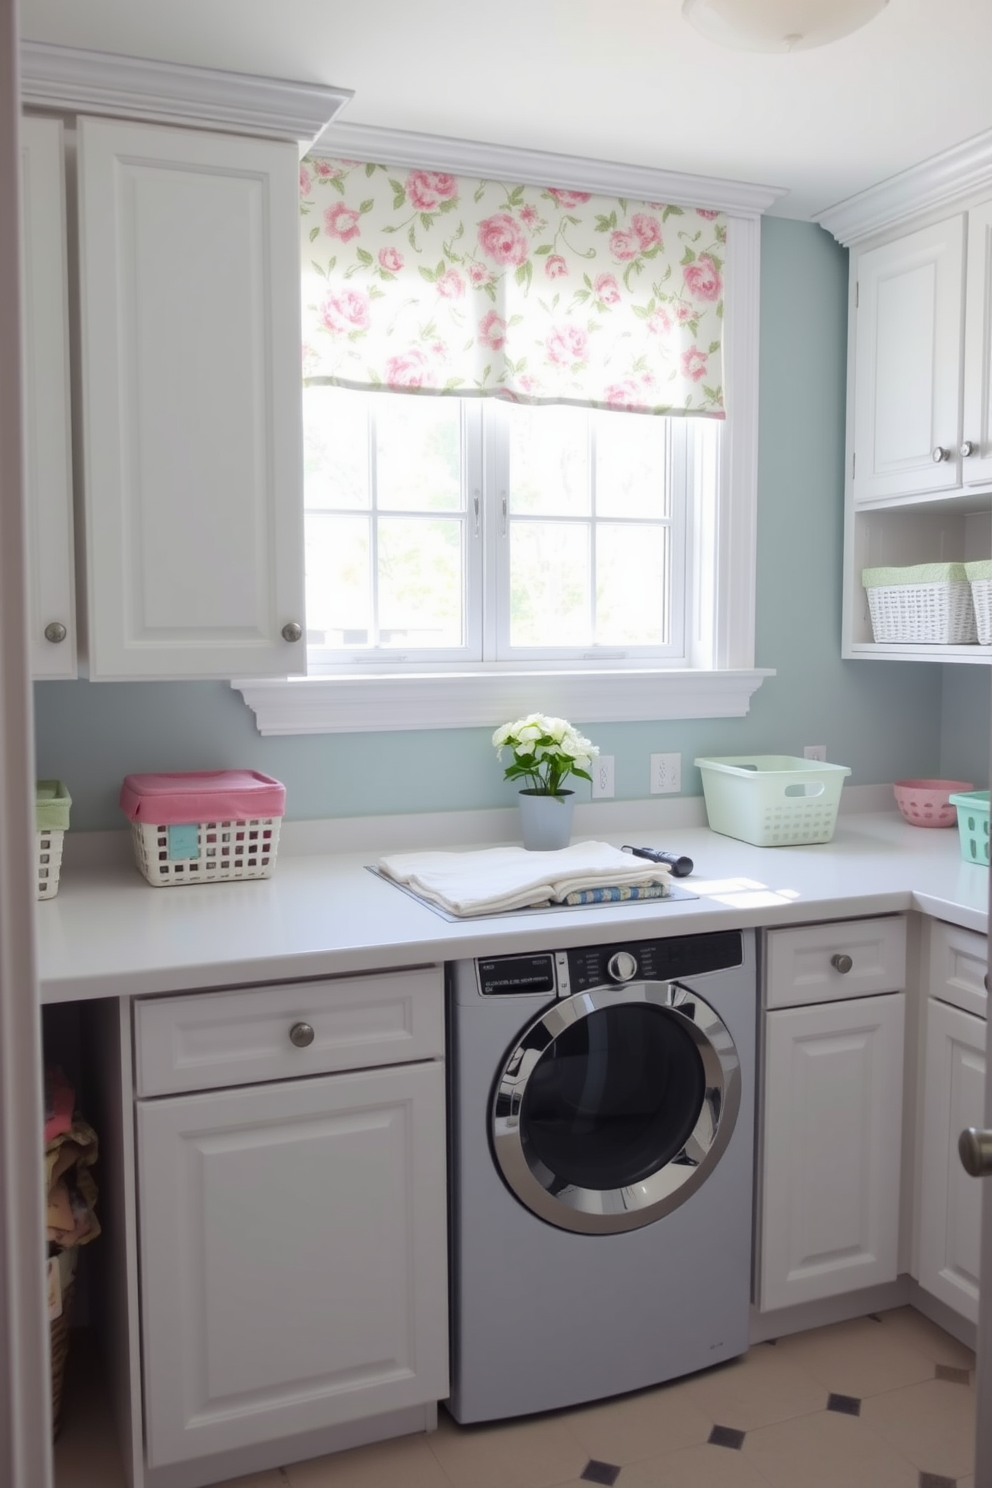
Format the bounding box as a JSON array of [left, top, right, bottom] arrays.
[[302, 386, 369, 511], [595, 524, 668, 645], [510, 522, 590, 646], [507, 404, 589, 516], [378, 517, 464, 647], [595, 412, 670, 519], [305, 513, 370, 644], [375, 397, 462, 512]]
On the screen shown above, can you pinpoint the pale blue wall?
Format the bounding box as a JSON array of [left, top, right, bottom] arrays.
[[939, 668, 990, 787], [35, 218, 955, 832]]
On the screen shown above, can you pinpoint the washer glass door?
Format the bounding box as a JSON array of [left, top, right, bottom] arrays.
[[492, 982, 740, 1234]]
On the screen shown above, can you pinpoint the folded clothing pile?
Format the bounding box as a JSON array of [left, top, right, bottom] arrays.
[[45, 1065, 100, 1254], [377, 840, 671, 917]]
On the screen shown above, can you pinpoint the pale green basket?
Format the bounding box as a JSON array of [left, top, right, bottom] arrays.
[[694, 755, 852, 847], [949, 790, 990, 866]]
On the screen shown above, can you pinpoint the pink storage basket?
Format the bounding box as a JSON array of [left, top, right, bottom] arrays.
[[893, 779, 974, 828], [119, 770, 285, 886]]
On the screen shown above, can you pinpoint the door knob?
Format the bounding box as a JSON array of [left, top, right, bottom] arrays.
[[958, 1126, 992, 1178], [282, 622, 303, 643]]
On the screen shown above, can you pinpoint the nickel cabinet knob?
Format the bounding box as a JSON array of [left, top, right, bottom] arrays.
[[831, 953, 853, 974], [44, 622, 67, 644], [931, 445, 950, 463], [289, 1021, 315, 1048], [961, 440, 977, 458], [281, 622, 303, 643]]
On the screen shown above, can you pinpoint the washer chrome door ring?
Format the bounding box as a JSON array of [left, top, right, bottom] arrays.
[[491, 981, 741, 1235]]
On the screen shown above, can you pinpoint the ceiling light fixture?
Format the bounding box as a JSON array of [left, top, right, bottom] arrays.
[[682, 0, 889, 52]]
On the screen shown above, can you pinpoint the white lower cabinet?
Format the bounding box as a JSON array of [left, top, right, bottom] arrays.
[[759, 991, 906, 1311], [917, 998, 986, 1324], [134, 972, 448, 1471]]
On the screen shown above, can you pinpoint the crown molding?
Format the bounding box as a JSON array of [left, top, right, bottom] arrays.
[[314, 120, 787, 218], [233, 669, 775, 736], [20, 40, 353, 147], [816, 127, 992, 246]]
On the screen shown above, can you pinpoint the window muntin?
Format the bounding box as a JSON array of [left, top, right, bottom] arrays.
[[302, 386, 718, 670]]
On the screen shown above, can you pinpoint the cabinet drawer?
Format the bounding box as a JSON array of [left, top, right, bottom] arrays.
[[764, 917, 906, 1009], [929, 919, 987, 1021], [134, 966, 444, 1097]]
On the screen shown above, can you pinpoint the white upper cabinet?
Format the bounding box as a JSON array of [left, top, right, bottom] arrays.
[[76, 117, 307, 680], [19, 114, 76, 679], [853, 217, 965, 504], [961, 199, 992, 489]]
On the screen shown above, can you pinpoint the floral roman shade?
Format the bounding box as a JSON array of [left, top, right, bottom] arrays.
[[300, 157, 728, 417]]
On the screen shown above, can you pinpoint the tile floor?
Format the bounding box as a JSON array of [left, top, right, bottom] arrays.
[[55, 1306, 977, 1488]]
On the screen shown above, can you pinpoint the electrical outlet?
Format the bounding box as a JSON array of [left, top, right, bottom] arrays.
[[803, 744, 827, 761], [650, 752, 681, 794], [592, 754, 615, 799]]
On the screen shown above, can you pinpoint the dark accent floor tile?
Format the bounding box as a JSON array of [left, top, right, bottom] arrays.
[[935, 1363, 971, 1385], [919, 1474, 956, 1488], [581, 1461, 621, 1486], [708, 1425, 746, 1450], [827, 1392, 862, 1416]]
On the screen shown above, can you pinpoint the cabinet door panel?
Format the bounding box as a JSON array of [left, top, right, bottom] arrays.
[[962, 200, 992, 487], [20, 115, 76, 678], [759, 993, 904, 1311], [78, 117, 305, 679], [137, 1061, 447, 1467], [853, 218, 964, 502], [918, 998, 985, 1322]]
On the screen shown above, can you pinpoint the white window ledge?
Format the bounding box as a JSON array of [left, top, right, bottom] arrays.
[[233, 669, 775, 736]]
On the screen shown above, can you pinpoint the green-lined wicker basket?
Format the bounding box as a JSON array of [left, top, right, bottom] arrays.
[[36, 780, 71, 900], [861, 563, 977, 645]]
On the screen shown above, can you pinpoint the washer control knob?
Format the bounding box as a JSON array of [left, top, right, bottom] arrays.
[[607, 950, 638, 982]]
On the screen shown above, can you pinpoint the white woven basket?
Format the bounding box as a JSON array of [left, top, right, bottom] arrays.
[[37, 829, 65, 900], [970, 579, 992, 646], [865, 580, 977, 644], [130, 816, 281, 887]]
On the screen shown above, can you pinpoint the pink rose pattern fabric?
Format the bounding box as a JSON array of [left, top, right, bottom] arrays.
[[300, 157, 727, 415]]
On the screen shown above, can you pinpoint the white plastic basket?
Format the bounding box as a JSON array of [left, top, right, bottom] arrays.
[[37, 828, 65, 900], [129, 816, 282, 887], [694, 755, 852, 847], [965, 561, 992, 646], [862, 563, 977, 644]]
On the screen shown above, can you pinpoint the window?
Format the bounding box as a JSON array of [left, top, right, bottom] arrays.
[[234, 140, 775, 734], [303, 387, 720, 672]]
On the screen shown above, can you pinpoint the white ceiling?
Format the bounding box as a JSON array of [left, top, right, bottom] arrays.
[[17, 0, 992, 220]]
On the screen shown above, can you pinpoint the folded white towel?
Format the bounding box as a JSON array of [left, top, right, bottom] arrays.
[[377, 840, 670, 917]]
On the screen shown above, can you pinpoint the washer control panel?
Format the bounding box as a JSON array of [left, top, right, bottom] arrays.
[[476, 930, 743, 998]]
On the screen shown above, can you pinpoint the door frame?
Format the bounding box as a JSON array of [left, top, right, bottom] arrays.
[[0, 3, 54, 1482]]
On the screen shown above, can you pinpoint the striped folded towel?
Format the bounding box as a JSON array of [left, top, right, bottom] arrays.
[[377, 840, 670, 917]]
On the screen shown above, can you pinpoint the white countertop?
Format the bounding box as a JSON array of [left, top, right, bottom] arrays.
[[35, 810, 990, 1003]]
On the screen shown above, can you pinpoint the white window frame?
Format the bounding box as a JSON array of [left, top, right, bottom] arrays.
[[235, 126, 780, 735], [303, 394, 698, 672]]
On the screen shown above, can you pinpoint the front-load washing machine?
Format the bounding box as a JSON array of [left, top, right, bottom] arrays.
[[447, 928, 756, 1423]]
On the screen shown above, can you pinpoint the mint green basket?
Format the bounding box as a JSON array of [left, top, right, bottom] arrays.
[[949, 790, 990, 866], [694, 755, 852, 847]]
